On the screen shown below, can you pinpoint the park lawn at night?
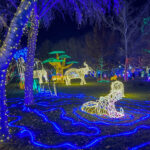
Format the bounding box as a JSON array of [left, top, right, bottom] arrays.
[[2, 0, 150, 150], [56, 79, 150, 100], [7, 78, 150, 100], [3, 79, 150, 150]]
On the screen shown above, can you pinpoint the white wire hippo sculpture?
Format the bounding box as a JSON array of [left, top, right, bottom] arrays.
[[81, 81, 125, 118], [64, 62, 93, 85]]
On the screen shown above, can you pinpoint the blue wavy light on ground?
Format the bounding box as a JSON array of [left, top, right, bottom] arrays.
[[9, 114, 150, 149], [74, 108, 150, 126], [33, 108, 100, 136], [7, 93, 150, 149], [60, 108, 100, 134], [130, 141, 150, 150], [79, 105, 134, 122]]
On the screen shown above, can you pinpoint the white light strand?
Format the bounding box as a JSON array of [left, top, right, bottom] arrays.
[[53, 82, 57, 96]]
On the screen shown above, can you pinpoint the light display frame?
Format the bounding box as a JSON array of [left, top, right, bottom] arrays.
[[64, 62, 93, 85]]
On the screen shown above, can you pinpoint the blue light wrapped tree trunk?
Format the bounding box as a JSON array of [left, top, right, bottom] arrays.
[[25, 6, 39, 105], [0, 0, 35, 141]]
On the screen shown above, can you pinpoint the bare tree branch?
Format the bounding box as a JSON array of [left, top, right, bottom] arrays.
[[0, 16, 8, 28], [7, 0, 17, 9]]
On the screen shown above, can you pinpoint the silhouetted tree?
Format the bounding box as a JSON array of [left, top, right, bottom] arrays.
[[85, 24, 118, 67], [102, 0, 149, 81], [37, 39, 53, 60]]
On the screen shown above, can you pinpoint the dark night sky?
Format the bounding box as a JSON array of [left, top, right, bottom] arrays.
[[32, 0, 150, 59], [38, 16, 92, 44], [37, 0, 149, 45]]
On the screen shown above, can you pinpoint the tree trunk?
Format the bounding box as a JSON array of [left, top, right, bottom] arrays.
[[0, 0, 35, 140], [99, 57, 103, 81], [124, 37, 128, 82], [24, 8, 39, 105], [0, 69, 9, 141], [124, 57, 128, 82]]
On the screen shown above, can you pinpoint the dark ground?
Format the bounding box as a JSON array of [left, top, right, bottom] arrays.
[[1, 78, 150, 150]]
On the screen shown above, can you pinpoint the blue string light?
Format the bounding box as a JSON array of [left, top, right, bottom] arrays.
[[74, 107, 150, 126], [130, 141, 150, 150], [7, 93, 150, 149]]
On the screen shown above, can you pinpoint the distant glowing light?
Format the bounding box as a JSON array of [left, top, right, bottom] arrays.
[[110, 75, 117, 81]]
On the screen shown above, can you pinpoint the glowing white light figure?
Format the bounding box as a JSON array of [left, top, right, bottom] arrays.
[[33, 69, 48, 84], [33, 59, 57, 96], [146, 66, 150, 80], [81, 81, 125, 118], [64, 62, 92, 85], [9, 55, 56, 95], [110, 80, 125, 97], [53, 82, 57, 96], [17, 57, 26, 82], [16, 58, 48, 84], [146, 66, 150, 74], [33, 59, 48, 84]]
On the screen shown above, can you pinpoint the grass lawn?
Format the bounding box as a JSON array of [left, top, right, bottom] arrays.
[[3, 79, 150, 150], [7, 78, 150, 100], [56, 78, 150, 100]]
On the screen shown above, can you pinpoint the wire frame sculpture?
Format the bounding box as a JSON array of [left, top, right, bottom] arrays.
[[17, 57, 26, 82], [13, 57, 57, 95], [81, 81, 125, 118], [110, 80, 125, 97], [33, 58, 48, 84], [64, 62, 93, 85]]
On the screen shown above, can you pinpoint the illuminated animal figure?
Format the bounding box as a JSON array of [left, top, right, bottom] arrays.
[[81, 81, 125, 118], [17, 57, 26, 82], [16, 58, 48, 87], [16, 57, 26, 89], [33, 69, 48, 84], [64, 62, 92, 85], [33, 59, 48, 84]]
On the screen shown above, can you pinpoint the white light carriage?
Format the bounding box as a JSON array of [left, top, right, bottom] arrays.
[[81, 81, 125, 118]]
